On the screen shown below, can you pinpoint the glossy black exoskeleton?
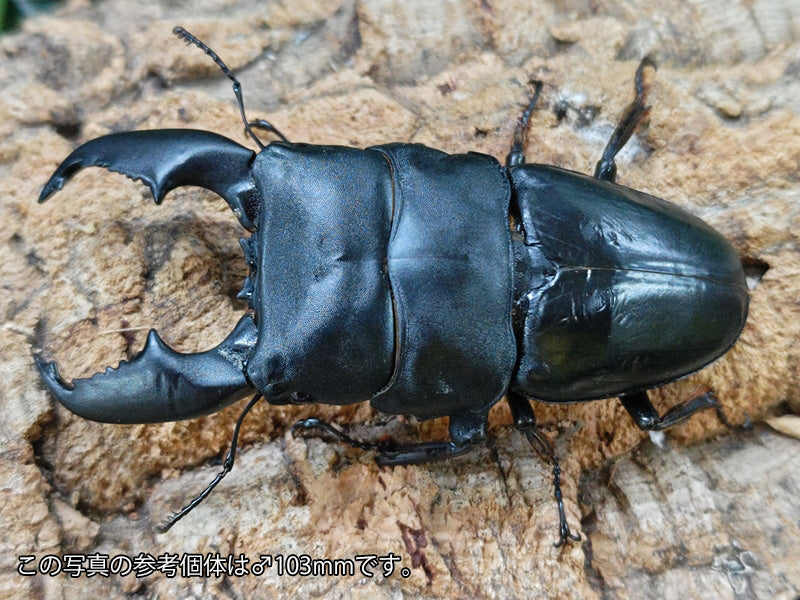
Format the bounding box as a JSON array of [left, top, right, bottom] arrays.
[[34, 29, 748, 542]]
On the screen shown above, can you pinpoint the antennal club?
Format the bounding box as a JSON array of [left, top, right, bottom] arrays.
[[157, 392, 265, 533], [172, 26, 289, 148]]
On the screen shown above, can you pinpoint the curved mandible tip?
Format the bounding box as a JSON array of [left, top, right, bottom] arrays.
[[39, 129, 261, 230], [35, 314, 258, 423]]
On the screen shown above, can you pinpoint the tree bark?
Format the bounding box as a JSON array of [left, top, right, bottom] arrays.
[[1, 0, 798, 598]]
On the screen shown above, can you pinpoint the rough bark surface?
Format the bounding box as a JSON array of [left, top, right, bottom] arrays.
[[1, 0, 799, 598]]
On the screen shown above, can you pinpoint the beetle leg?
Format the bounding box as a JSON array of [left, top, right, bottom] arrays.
[[507, 392, 582, 547], [505, 80, 544, 167], [291, 411, 486, 466], [157, 392, 265, 533], [594, 57, 656, 183], [291, 417, 389, 452], [373, 440, 477, 465], [619, 389, 733, 431], [374, 410, 487, 465]]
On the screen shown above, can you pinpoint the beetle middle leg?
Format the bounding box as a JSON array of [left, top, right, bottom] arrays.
[[619, 389, 736, 431], [594, 56, 656, 183], [505, 80, 544, 167], [506, 392, 581, 547]]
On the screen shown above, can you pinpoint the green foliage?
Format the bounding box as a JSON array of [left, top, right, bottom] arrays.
[[1, 0, 64, 33]]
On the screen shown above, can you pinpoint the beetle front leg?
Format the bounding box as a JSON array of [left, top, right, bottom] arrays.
[[291, 410, 487, 465], [507, 392, 581, 547], [291, 417, 390, 452], [619, 389, 735, 431]]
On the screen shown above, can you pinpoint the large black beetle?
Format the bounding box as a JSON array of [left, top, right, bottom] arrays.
[[34, 28, 748, 542]]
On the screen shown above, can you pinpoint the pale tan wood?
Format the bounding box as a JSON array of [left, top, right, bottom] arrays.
[[1, 1, 798, 598]]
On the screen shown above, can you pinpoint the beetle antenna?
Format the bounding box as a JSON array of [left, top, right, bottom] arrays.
[[157, 392, 264, 533], [506, 80, 543, 167], [248, 118, 289, 143], [172, 26, 268, 150]]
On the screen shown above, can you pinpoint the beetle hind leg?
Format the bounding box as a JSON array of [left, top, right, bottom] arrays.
[[507, 392, 581, 547], [594, 57, 656, 182], [619, 389, 737, 431]]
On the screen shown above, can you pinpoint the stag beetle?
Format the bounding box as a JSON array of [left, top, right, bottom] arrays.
[[34, 27, 748, 543]]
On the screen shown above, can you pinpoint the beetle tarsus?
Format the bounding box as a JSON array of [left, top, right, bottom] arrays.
[[290, 417, 388, 452], [157, 392, 264, 533], [594, 56, 656, 183], [506, 393, 582, 546], [550, 454, 582, 547]]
